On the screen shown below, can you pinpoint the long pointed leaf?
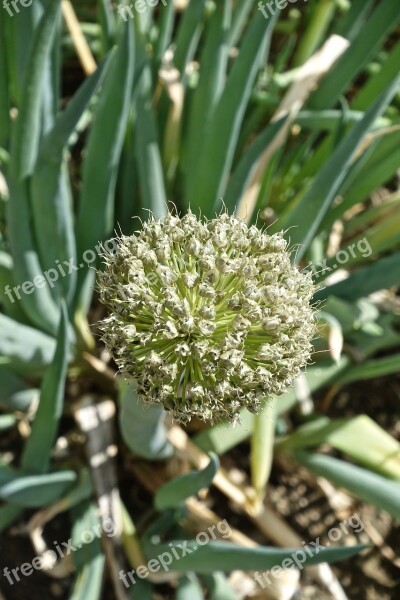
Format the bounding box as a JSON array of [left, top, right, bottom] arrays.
[[75, 22, 135, 313], [280, 76, 400, 261], [21, 302, 69, 473], [186, 9, 279, 215]]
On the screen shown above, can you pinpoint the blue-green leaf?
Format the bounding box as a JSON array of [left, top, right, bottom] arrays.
[[21, 302, 69, 473], [296, 451, 400, 520], [155, 454, 219, 511], [119, 381, 173, 461]]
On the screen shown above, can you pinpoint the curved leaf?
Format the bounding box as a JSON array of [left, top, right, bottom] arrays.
[[0, 470, 77, 507], [143, 539, 367, 574]]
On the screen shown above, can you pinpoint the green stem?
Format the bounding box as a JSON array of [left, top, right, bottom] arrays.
[[293, 0, 337, 68], [250, 396, 277, 504]]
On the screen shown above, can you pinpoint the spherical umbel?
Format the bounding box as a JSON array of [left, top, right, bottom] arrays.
[[98, 211, 316, 423]]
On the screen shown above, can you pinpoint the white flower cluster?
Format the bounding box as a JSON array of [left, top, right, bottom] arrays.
[[98, 212, 316, 423]]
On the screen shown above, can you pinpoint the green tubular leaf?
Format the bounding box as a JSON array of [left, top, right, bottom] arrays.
[[228, 0, 254, 48], [8, 33, 64, 339], [352, 42, 400, 110], [173, 0, 207, 74], [314, 252, 400, 302], [335, 131, 400, 216], [155, 454, 219, 511], [4, 1, 42, 107], [343, 195, 400, 238], [224, 115, 287, 213], [251, 398, 277, 497], [30, 55, 112, 304], [176, 574, 205, 600], [292, 0, 337, 68], [295, 451, 400, 520], [119, 381, 173, 461], [11, 0, 61, 179], [7, 172, 61, 334], [21, 302, 69, 474], [97, 0, 117, 54], [143, 539, 366, 573], [153, 0, 175, 66], [279, 76, 400, 262], [0, 470, 77, 507], [334, 0, 375, 40], [133, 26, 167, 219], [309, 0, 400, 110], [326, 416, 400, 480], [187, 9, 279, 216], [279, 415, 400, 480], [115, 121, 138, 235], [69, 502, 105, 600], [319, 130, 400, 232], [184, 1, 232, 183], [337, 355, 400, 386], [75, 22, 135, 313], [0, 15, 10, 148], [349, 213, 400, 256], [68, 547, 104, 600], [0, 313, 57, 375]]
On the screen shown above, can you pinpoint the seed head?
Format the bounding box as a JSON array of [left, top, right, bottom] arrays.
[[98, 212, 316, 423]]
